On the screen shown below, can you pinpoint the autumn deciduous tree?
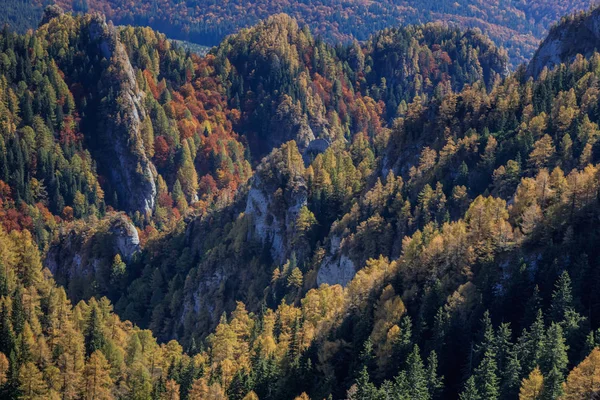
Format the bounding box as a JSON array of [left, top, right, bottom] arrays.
[[82, 351, 113, 400], [519, 367, 544, 400], [242, 391, 259, 400], [111, 254, 126, 283], [528, 135, 555, 170], [0, 352, 8, 386], [19, 362, 48, 400], [561, 348, 600, 399], [164, 379, 181, 400]]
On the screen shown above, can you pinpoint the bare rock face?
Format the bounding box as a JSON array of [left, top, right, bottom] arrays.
[[45, 214, 140, 296], [245, 172, 308, 264], [527, 8, 600, 78], [109, 217, 141, 262], [269, 95, 316, 154], [303, 138, 330, 164], [318, 254, 356, 287], [88, 15, 157, 215], [244, 142, 308, 264]]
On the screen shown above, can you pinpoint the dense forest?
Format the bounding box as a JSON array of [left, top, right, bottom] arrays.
[[1, 0, 597, 66], [4, 3, 600, 399]]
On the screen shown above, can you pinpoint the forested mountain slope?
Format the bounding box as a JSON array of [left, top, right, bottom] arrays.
[[54, 0, 597, 65], [3, 5, 600, 400], [2, 0, 597, 66]]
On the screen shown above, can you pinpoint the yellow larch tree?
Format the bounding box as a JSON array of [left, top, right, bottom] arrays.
[[561, 348, 600, 399], [519, 367, 544, 400]]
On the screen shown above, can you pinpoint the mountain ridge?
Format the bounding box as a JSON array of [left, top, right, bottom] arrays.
[[3, 5, 600, 400]]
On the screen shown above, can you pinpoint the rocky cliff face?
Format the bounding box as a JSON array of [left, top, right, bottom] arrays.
[[45, 214, 140, 299], [244, 141, 308, 264], [527, 8, 600, 78], [244, 167, 308, 264], [88, 15, 157, 215], [317, 232, 356, 287]]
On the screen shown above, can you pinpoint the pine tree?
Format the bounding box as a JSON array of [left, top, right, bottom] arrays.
[[17, 322, 35, 364], [496, 323, 513, 375], [521, 310, 546, 375], [475, 348, 500, 400], [392, 315, 413, 366], [84, 305, 106, 357], [475, 311, 496, 364], [550, 271, 573, 323], [349, 367, 379, 400], [459, 376, 480, 400], [500, 349, 522, 400], [405, 345, 430, 400], [0, 302, 14, 356], [172, 179, 188, 212], [541, 368, 562, 400], [11, 286, 26, 336], [426, 351, 443, 398], [359, 338, 375, 375], [522, 286, 542, 328], [540, 323, 568, 376]]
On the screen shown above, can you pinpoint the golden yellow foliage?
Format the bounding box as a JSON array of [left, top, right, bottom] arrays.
[[561, 348, 600, 399], [519, 367, 544, 400]]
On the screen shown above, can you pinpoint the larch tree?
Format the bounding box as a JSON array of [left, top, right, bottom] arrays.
[[242, 390, 260, 400], [0, 351, 8, 386], [82, 350, 113, 400], [110, 254, 126, 284], [18, 361, 48, 400], [164, 379, 181, 400], [16, 231, 42, 287], [188, 377, 209, 399], [561, 347, 600, 399], [528, 135, 555, 171], [519, 367, 544, 400]]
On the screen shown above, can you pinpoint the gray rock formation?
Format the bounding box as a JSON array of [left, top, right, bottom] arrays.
[[317, 232, 356, 287], [45, 214, 140, 290], [245, 172, 308, 263], [303, 138, 331, 164], [88, 15, 157, 215], [109, 217, 141, 262], [318, 254, 356, 287], [527, 8, 600, 78], [244, 142, 308, 264]]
